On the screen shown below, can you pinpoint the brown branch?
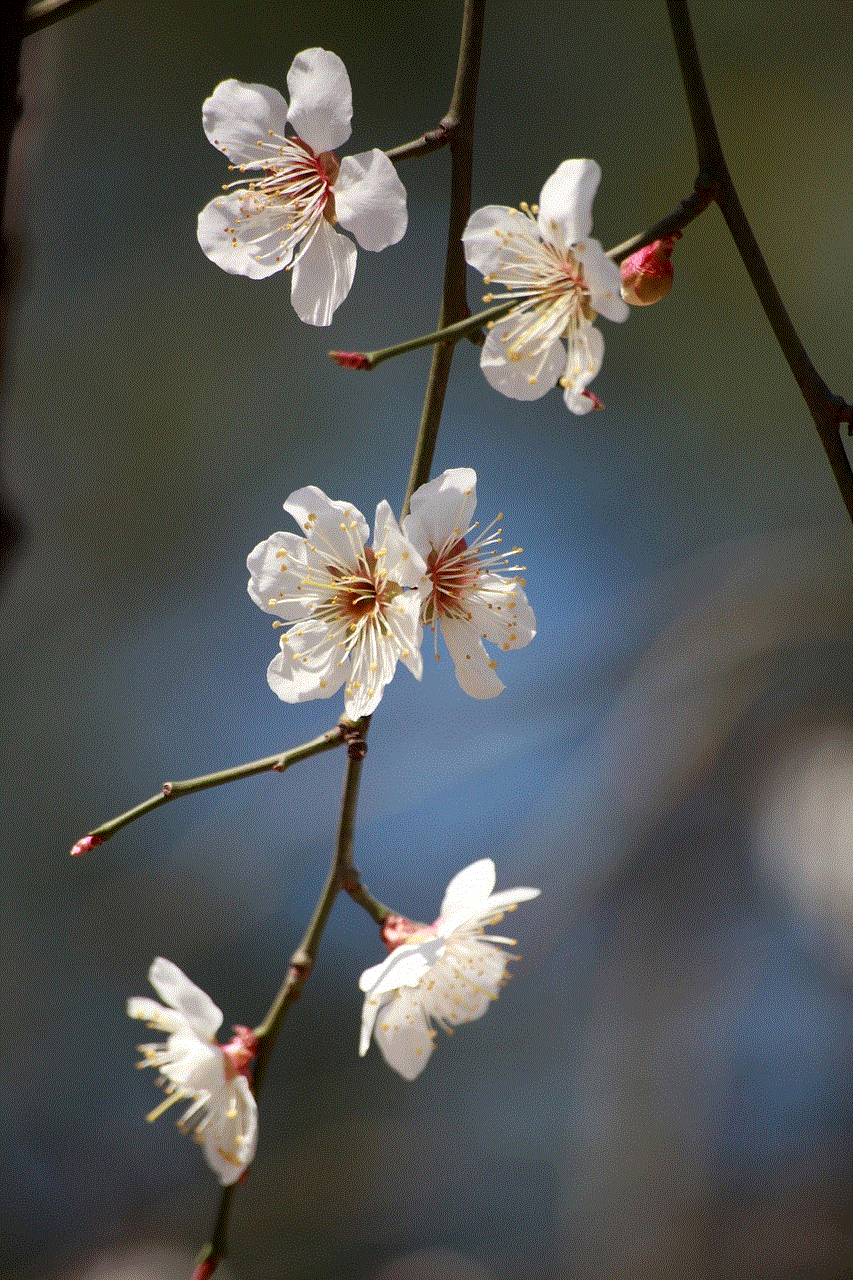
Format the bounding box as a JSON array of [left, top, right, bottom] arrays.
[[666, 0, 853, 522]]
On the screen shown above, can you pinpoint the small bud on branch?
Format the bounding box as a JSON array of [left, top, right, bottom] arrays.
[[620, 233, 680, 305], [69, 832, 102, 857]]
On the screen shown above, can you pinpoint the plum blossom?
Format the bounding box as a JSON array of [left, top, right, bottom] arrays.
[[359, 859, 540, 1079], [462, 159, 628, 413], [198, 49, 407, 325], [402, 468, 535, 698], [248, 486, 425, 720], [127, 958, 258, 1184]]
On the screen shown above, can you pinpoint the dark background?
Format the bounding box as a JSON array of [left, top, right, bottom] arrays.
[[2, 2, 852, 1277]]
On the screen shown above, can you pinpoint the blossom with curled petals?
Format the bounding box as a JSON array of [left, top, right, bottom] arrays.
[[248, 486, 425, 720], [359, 859, 540, 1079], [402, 468, 535, 698], [127, 958, 258, 1184], [198, 49, 407, 325], [463, 159, 628, 413]]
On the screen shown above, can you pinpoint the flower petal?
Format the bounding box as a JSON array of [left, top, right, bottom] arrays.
[[283, 486, 369, 567], [289, 219, 357, 325], [360, 941, 437, 997], [439, 859, 496, 922], [147, 958, 223, 1040], [537, 158, 601, 250], [201, 1077, 258, 1185], [334, 150, 408, 251], [373, 499, 426, 587], [440, 615, 506, 698], [462, 205, 533, 276], [126, 996, 186, 1034], [563, 323, 604, 415], [202, 80, 290, 167], [388, 590, 424, 682], [467, 573, 536, 649], [576, 239, 629, 322], [403, 467, 478, 558], [247, 531, 313, 619], [373, 989, 436, 1080], [286, 49, 352, 154], [197, 191, 293, 279], [268, 626, 348, 704], [480, 318, 564, 401]]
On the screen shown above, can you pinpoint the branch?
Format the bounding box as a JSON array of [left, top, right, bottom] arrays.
[[402, 0, 485, 514], [69, 725, 347, 854], [666, 0, 853, 522]]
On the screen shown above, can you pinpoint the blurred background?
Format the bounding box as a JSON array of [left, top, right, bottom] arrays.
[[2, 1, 851, 1277]]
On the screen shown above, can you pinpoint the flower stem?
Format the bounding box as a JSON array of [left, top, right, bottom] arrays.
[[72, 725, 346, 852], [666, 0, 853, 522]]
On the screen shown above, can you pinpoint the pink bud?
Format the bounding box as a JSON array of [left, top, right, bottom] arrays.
[[330, 350, 371, 370], [620, 234, 680, 305], [70, 833, 103, 857], [190, 1256, 220, 1280]]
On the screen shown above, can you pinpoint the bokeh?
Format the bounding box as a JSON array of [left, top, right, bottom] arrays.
[[2, 2, 851, 1277]]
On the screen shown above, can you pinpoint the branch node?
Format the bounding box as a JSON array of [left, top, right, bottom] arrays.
[[161, 782, 173, 796]]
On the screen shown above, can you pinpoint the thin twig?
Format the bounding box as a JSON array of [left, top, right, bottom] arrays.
[[71, 725, 347, 853], [666, 0, 853, 522]]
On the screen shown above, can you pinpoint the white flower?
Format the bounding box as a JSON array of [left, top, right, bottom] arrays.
[[403, 468, 535, 698], [198, 49, 408, 325], [248, 486, 426, 720], [127, 958, 258, 1185], [359, 859, 540, 1080], [462, 159, 628, 413]]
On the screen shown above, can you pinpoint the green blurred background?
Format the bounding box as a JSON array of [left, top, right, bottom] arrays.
[[2, 2, 852, 1277]]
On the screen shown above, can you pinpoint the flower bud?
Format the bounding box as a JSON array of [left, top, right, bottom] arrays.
[[70, 832, 103, 857], [620, 233, 680, 306], [330, 350, 371, 370]]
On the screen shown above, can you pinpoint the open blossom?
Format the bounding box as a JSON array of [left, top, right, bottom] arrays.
[[402, 468, 535, 698], [359, 859, 540, 1080], [463, 159, 628, 413], [198, 49, 407, 325], [248, 486, 425, 720], [127, 958, 258, 1184]]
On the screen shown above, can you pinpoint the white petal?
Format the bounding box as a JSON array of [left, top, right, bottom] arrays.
[[286, 49, 352, 154], [439, 859, 496, 923], [127, 996, 187, 1034], [466, 574, 536, 649], [427, 939, 508, 1022], [158, 1035, 225, 1093], [480, 318, 564, 401], [403, 468, 478, 558], [335, 150, 408, 251], [537, 158, 601, 250], [344, 628, 398, 719], [462, 205, 532, 276], [563, 324, 604, 415], [247, 531, 312, 619], [283, 485, 369, 565], [441, 615, 506, 698], [373, 500, 426, 587], [147, 958, 223, 1040], [359, 993, 385, 1056], [576, 239, 629, 322], [373, 990, 435, 1080], [267, 628, 347, 704], [197, 191, 294, 279], [363, 941, 438, 998], [290, 219, 357, 325], [202, 80, 290, 167], [202, 1077, 258, 1185], [389, 591, 424, 682]]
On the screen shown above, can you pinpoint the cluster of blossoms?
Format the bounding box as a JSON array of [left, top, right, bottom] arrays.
[[130, 861, 538, 1178], [198, 51, 649, 409], [247, 467, 535, 719]]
